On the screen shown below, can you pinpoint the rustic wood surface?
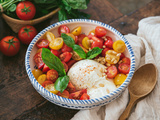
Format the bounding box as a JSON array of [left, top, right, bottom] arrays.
[[0, 0, 160, 120]]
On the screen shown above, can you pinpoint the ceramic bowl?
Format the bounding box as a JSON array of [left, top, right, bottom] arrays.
[[25, 19, 135, 109]]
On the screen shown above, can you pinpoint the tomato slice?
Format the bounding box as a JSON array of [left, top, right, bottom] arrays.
[[71, 26, 82, 36], [101, 47, 111, 57], [62, 61, 68, 73], [91, 36, 103, 49], [105, 50, 120, 64], [36, 39, 49, 48], [32, 69, 43, 80], [82, 37, 91, 49], [57, 90, 69, 98], [67, 60, 77, 69], [80, 93, 90, 100], [49, 37, 63, 50], [118, 63, 130, 74], [46, 69, 59, 82], [105, 65, 118, 79], [51, 49, 60, 57], [37, 74, 47, 85], [95, 26, 107, 37], [61, 43, 73, 53], [42, 80, 53, 88], [114, 74, 127, 86], [113, 40, 126, 53], [66, 81, 76, 93], [121, 57, 130, 65], [77, 34, 86, 45], [33, 52, 45, 69], [42, 64, 50, 73], [69, 89, 87, 100], [60, 52, 72, 63], [120, 53, 125, 59], [104, 39, 113, 48], [45, 84, 59, 94], [43, 32, 55, 42], [58, 25, 70, 35]]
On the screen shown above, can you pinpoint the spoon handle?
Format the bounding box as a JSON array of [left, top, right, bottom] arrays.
[[119, 95, 138, 120]]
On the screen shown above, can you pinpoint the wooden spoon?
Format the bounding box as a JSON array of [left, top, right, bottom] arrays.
[[119, 63, 157, 120]]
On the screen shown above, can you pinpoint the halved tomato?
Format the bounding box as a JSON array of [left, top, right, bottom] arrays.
[[51, 49, 60, 57], [57, 90, 69, 98], [77, 34, 86, 45], [121, 57, 130, 65], [42, 64, 50, 73], [105, 65, 118, 79], [33, 52, 45, 69], [69, 89, 87, 100], [46, 69, 59, 82], [61, 43, 73, 53], [71, 26, 82, 36], [91, 36, 103, 49], [42, 80, 53, 88], [95, 26, 107, 37], [118, 63, 130, 74], [58, 25, 70, 35], [66, 81, 76, 93], [36, 39, 49, 48], [60, 52, 72, 63], [49, 37, 63, 50], [80, 93, 90, 100]]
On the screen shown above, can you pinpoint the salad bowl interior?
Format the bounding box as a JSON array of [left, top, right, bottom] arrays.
[[25, 19, 135, 109]]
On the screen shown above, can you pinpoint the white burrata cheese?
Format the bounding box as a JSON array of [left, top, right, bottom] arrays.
[[67, 60, 117, 99]]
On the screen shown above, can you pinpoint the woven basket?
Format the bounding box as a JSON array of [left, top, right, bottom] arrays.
[[2, 8, 60, 33]]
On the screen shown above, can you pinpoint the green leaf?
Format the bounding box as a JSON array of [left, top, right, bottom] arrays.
[[42, 48, 66, 76], [61, 33, 75, 48], [86, 47, 102, 59], [8, 4, 16, 12], [58, 8, 68, 21], [72, 44, 86, 59], [63, 0, 87, 9], [54, 75, 69, 93]]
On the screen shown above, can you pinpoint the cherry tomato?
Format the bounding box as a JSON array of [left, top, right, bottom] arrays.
[[43, 32, 55, 42], [105, 50, 120, 64], [113, 40, 126, 53], [71, 51, 82, 61], [74, 36, 78, 44], [46, 69, 58, 82], [91, 36, 103, 49], [80, 93, 90, 100], [62, 61, 68, 73], [42, 80, 53, 88], [37, 74, 47, 85], [18, 25, 37, 44], [16, 1, 36, 20], [51, 49, 60, 57], [77, 34, 86, 45], [88, 29, 95, 36], [102, 36, 112, 41], [0, 36, 20, 56], [69, 89, 87, 100], [32, 69, 43, 80], [60, 52, 72, 62], [33, 52, 45, 69], [49, 37, 63, 50], [36, 39, 49, 48], [105, 65, 118, 79], [120, 53, 125, 59], [104, 39, 113, 48], [95, 26, 107, 37], [67, 60, 77, 69], [61, 43, 73, 53], [121, 57, 131, 65], [118, 63, 130, 74], [58, 25, 70, 35], [82, 37, 91, 49], [42, 64, 50, 73], [101, 47, 111, 57], [66, 81, 76, 93], [45, 84, 59, 94], [114, 74, 127, 86], [88, 32, 95, 39], [71, 26, 82, 36], [57, 90, 69, 98]]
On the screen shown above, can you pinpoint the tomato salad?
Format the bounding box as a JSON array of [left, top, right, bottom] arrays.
[[32, 25, 131, 100]]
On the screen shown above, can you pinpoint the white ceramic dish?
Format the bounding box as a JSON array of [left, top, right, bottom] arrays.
[[25, 19, 135, 109]]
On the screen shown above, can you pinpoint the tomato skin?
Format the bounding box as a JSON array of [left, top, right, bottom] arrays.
[[57, 90, 69, 98], [16, 1, 36, 20], [67, 60, 77, 69], [46, 69, 59, 82], [121, 57, 131, 65], [105, 65, 118, 79], [118, 63, 130, 74], [51, 49, 60, 57], [104, 39, 113, 48], [61, 43, 72, 53], [95, 26, 107, 37], [58, 25, 70, 35], [80, 93, 90, 100], [33, 52, 45, 69], [60, 52, 72, 63], [101, 47, 111, 57], [18, 25, 37, 44], [42, 80, 53, 88], [36, 39, 49, 48], [42, 64, 50, 73], [91, 36, 103, 49], [69, 89, 87, 100], [120, 53, 125, 59], [62, 61, 68, 73], [77, 34, 86, 45], [0, 36, 20, 56], [32, 69, 43, 80], [66, 81, 76, 93], [114, 74, 127, 86]]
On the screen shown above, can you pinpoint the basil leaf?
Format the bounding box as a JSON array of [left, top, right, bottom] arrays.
[[61, 33, 75, 48], [54, 75, 69, 93], [72, 44, 86, 59], [86, 47, 102, 59], [8, 4, 16, 12], [63, 0, 87, 9], [58, 8, 68, 21], [42, 48, 66, 76]]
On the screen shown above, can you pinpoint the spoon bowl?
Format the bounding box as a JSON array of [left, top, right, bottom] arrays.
[[119, 63, 157, 120]]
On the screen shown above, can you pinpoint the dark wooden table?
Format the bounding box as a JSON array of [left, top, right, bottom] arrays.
[[0, 0, 160, 119]]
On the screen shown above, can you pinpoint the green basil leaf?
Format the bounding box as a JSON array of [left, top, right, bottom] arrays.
[[42, 48, 66, 76], [86, 47, 102, 59], [72, 44, 86, 59], [63, 0, 87, 9], [8, 4, 16, 12], [58, 8, 68, 21], [61, 33, 75, 48], [54, 75, 69, 93]]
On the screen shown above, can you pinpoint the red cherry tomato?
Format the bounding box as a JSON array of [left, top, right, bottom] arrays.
[[101, 47, 111, 57], [66, 81, 76, 93], [36, 39, 49, 48], [42, 64, 50, 73], [62, 61, 68, 73], [58, 25, 70, 35], [16, 1, 36, 20], [46, 69, 59, 82], [57, 90, 70, 98], [51, 49, 60, 57], [74, 36, 78, 44], [67, 60, 77, 69], [33, 52, 45, 69], [95, 26, 107, 37], [80, 93, 90, 100], [91, 36, 103, 49], [121, 57, 131, 65], [69, 89, 87, 100], [118, 63, 130, 74], [18, 25, 37, 44], [59, 52, 72, 63], [88, 33, 95, 39], [42, 80, 53, 88], [61, 43, 72, 53], [105, 65, 118, 79], [0, 36, 20, 56], [120, 53, 125, 59], [77, 34, 86, 45], [104, 39, 113, 48]]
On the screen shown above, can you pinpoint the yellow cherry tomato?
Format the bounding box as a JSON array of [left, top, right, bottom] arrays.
[[105, 50, 120, 64], [32, 69, 43, 80], [37, 74, 47, 85], [49, 37, 63, 50], [82, 37, 91, 49], [114, 74, 127, 86], [45, 84, 59, 94], [66, 33, 75, 41], [71, 26, 82, 36], [113, 40, 126, 53], [72, 51, 82, 61], [44, 32, 55, 42], [89, 29, 95, 35]]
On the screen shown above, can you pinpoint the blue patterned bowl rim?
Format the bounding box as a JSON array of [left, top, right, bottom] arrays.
[[25, 19, 135, 106]]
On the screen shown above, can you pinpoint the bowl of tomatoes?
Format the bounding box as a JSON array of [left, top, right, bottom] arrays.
[[25, 19, 135, 109]]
